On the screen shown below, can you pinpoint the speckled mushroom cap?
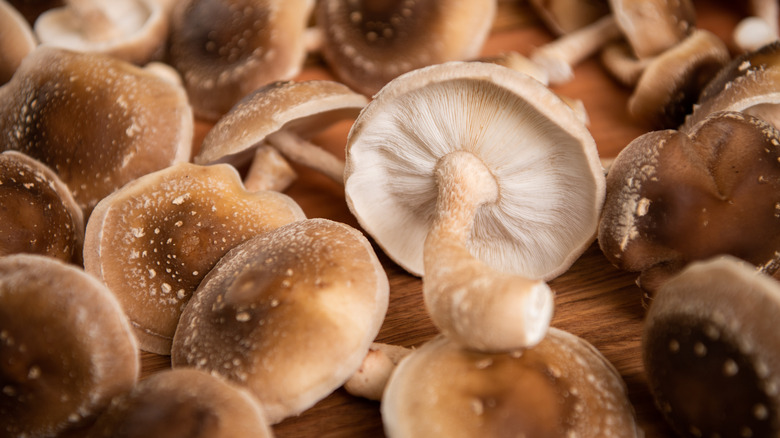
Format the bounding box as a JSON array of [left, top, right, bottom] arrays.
[[34, 0, 169, 65], [0, 0, 37, 85], [643, 256, 780, 438], [171, 218, 389, 424], [87, 368, 273, 438], [0, 150, 84, 263], [598, 111, 780, 296], [167, 0, 314, 121], [83, 162, 306, 355], [0, 254, 139, 438], [0, 46, 193, 216], [195, 80, 368, 166], [315, 0, 497, 96], [609, 0, 696, 59], [382, 329, 642, 438], [344, 61, 605, 279]]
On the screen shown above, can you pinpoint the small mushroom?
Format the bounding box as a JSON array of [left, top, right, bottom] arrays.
[[33, 0, 169, 65], [598, 111, 780, 299], [86, 368, 273, 438], [381, 329, 642, 437], [345, 62, 605, 351], [195, 80, 369, 189], [0, 46, 193, 216], [0, 254, 139, 438], [528, 0, 610, 36], [0, 0, 37, 85], [171, 218, 389, 424], [733, 0, 779, 53], [83, 162, 306, 355], [312, 0, 497, 96], [167, 0, 314, 121], [0, 150, 84, 264], [643, 255, 780, 438]]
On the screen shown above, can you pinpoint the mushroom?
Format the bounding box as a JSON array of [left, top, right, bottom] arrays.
[[167, 0, 314, 121], [83, 162, 306, 355], [0, 0, 36, 85], [598, 111, 780, 300], [344, 342, 414, 401], [0, 254, 139, 438], [171, 218, 389, 424], [344, 61, 605, 351], [381, 329, 642, 437], [312, 0, 497, 96], [528, 0, 610, 36], [33, 0, 169, 65], [195, 80, 369, 189], [0, 46, 193, 216], [734, 0, 779, 53], [643, 255, 780, 438], [609, 0, 696, 60], [86, 368, 273, 438], [7, 0, 62, 23], [0, 150, 84, 264]]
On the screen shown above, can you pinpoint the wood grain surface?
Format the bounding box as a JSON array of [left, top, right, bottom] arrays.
[[140, 2, 746, 436]]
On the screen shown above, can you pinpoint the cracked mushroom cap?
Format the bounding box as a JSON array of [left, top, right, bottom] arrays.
[[315, 0, 497, 96], [609, 0, 696, 59], [167, 0, 314, 121], [382, 329, 641, 438], [0, 254, 139, 438], [87, 368, 273, 438], [171, 218, 389, 424], [0, 46, 193, 216], [83, 162, 306, 355], [344, 61, 605, 280], [0, 150, 84, 264], [643, 256, 780, 438], [598, 111, 780, 296], [0, 0, 36, 85]]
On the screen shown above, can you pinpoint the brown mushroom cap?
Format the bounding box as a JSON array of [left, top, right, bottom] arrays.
[[643, 256, 780, 438], [609, 0, 696, 59], [382, 329, 641, 437], [0, 150, 84, 263], [0, 0, 37, 85], [598, 111, 780, 296], [167, 0, 314, 121], [0, 254, 139, 437], [315, 0, 497, 96], [87, 368, 273, 438], [172, 218, 389, 424], [83, 162, 306, 355], [0, 46, 193, 216]]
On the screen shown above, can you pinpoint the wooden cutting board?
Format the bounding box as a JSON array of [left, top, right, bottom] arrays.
[[140, 1, 745, 436]]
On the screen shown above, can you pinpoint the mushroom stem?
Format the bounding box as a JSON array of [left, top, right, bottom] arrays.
[[422, 151, 554, 352], [600, 41, 653, 87], [734, 0, 779, 53], [343, 342, 413, 401], [244, 145, 298, 192], [530, 14, 622, 85], [265, 130, 345, 184], [66, 0, 120, 41]]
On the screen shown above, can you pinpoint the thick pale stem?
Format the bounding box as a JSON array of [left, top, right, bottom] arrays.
[[753, 0, 779, 35], [244, 144, 298, 192], [422, 151, 554, 353], [600, 42, 652, 87], [67, 0, 120, 41], [265, 130, 345, 185], [734, 0, 779, 52], [343, 343, 413, 401]]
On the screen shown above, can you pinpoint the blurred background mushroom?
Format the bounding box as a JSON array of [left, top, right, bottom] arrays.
[[528, 0, 610, 36], [733, 0, 779, 53], [6, 0, 62, 24], [0, 0, 36, 85]]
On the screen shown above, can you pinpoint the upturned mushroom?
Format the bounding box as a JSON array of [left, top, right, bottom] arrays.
[[86, 369, 273, 438], [0, 46, 193, 216], [195, 80, 369, 190], [0, 254, 139, 438], [381, 329, 642, 437], [0, 0, 36, 85], [83, 162, 306, 355], [171, 218, 389, 424], [167, 0, 314, 121], [643, 255, 780, 438], [0, 150, 84, 264], [33, 0, 169, 65], [598, 111, 780, 299], [344, 61, 605, 352]]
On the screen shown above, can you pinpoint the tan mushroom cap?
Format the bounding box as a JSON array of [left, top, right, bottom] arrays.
[[0, 254, 139, 438], [167, 0, 314, 121], [0, 46, 193, 216], [0, 150, 84, 264], [643, 256, 780, 438], [598, 111, 780, 296], [609, 0, 696, 59], [528, 0, 610, 36], [34, 0, 169, 65], [315, 0, 496, 96], [87, 368, 273, 438], [382, 329, 642, 438], [84, 162, 306, 355], [172, 218, 389, 424], [0, 0, 37, 85]]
